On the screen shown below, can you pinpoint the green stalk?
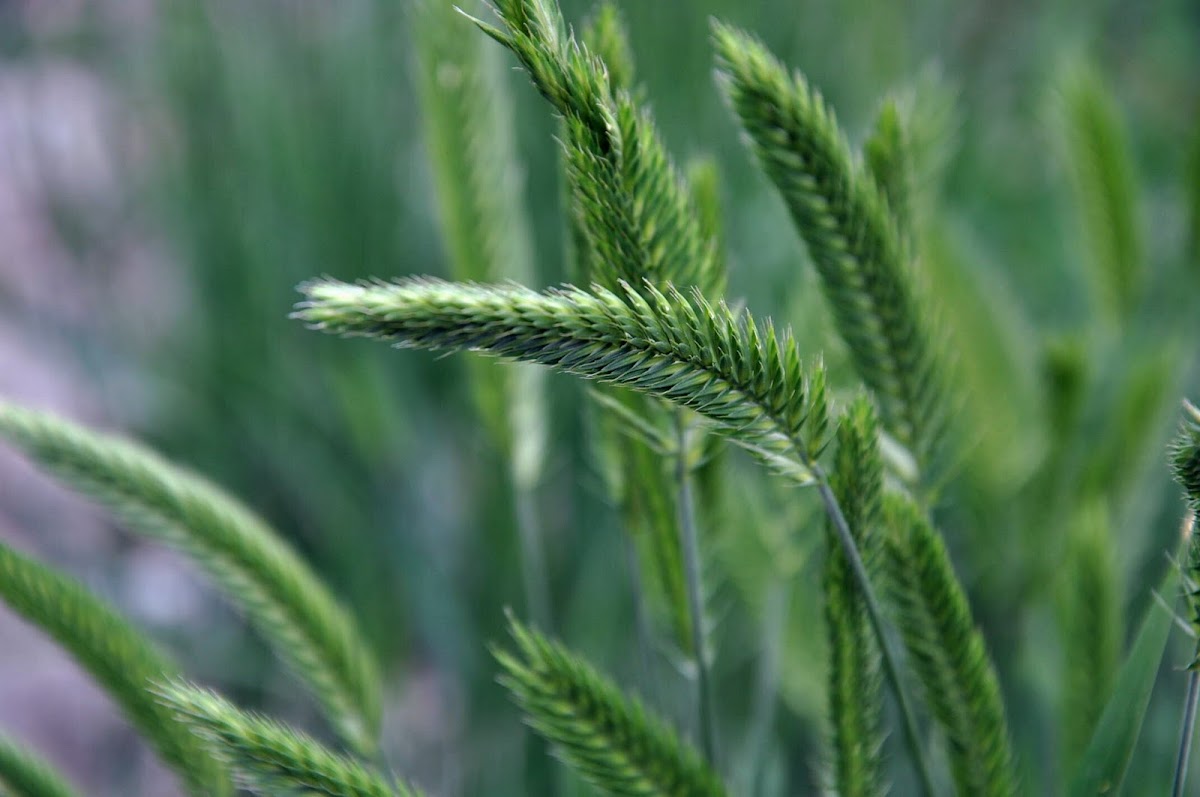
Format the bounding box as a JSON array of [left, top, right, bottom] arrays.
[[744, 580, 789, 796], [1172, 668, 1200, 797], [622, 529, 660, 694], [812, 466, 937, 797], [676, 409, 717, 766], [513, 476, 552, 629]]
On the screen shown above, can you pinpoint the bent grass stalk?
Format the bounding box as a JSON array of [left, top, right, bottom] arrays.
[[0, 735, 82, 797]]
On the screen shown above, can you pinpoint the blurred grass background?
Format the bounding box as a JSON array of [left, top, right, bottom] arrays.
[[0, 0, 1197, 794]]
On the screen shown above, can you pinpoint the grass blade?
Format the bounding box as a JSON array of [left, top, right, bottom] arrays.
[[0, 736, 82, 797], [1067, 549, 1180, 796]]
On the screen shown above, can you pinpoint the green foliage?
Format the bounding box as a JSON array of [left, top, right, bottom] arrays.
[[1068, 555, 1180, 797], [0, 401, 381, 755], [297, 277, 830, 483], [713, 23, 945, 472], [574, 0, 694, 651], [1053, 59, 1142, 326], [156, 681, 421, 797], [1056, 501, 1121, 771], [0, 542, 229, 797], [620, 425, 696, 652], [412, 0, 546, 481], [412, 0, 536, 293], [0, 737, 81, 797], [493, 615, 727, 797], [580, 1, 635, 96], [1189, 122, 1200, 271], [7, 2, 1200, 794], [822, 397, 884, 797], [881, 494, 1016, 796]]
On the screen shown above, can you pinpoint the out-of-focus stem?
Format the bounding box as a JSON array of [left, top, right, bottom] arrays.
[[745, 579, 789, 796], [1171, 668, 1200, 797], [622, 528, 659, 695], [513, 477, 551, 630], [675, 410, 717, 766]]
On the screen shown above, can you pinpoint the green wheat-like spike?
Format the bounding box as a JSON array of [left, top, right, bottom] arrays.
[[494, 614, 728, 796], [881, 494, 1016, 796], [1172, 400, 1200, 653], [156, 681, 421, 797], [1056, 501, 1121, 771], [471, 0, 720, 297], [823, 396, 885, 797], [1054, 59, 1142, 325], [624, 431, 695, 652], [0, 736, 82, 797], [1188, 121, 1200, 271], [0, 401, 382, 755], [864, 97, 914, 251], [713, 22, 944, 471], [296, 277, 829, 480], [0, 543, 229, 796], [581, 0, 635, 96], [1172, 400, 1200, 513]]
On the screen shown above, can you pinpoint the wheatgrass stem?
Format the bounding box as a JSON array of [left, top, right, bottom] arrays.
[[623, 529, 660, 695], [745, 579, 789, 796], [1172, 667, 1200, 797], [675, 410, 717, 766], [812, 464, 937, 797], [513, 476, 552, 631]]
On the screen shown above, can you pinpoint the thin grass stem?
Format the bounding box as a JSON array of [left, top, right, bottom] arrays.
[[1172, 668, 1200, 797], [513, 476, 552, 629], [623, 528, 660, 696], [676, 409, 717, 766], [745, 579, 789, 796]]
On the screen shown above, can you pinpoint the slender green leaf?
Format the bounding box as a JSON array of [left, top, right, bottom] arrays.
[[1068, 553, 1180, 796], [1056, 501, 1121, 771], [0, 736, 81, 797]]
